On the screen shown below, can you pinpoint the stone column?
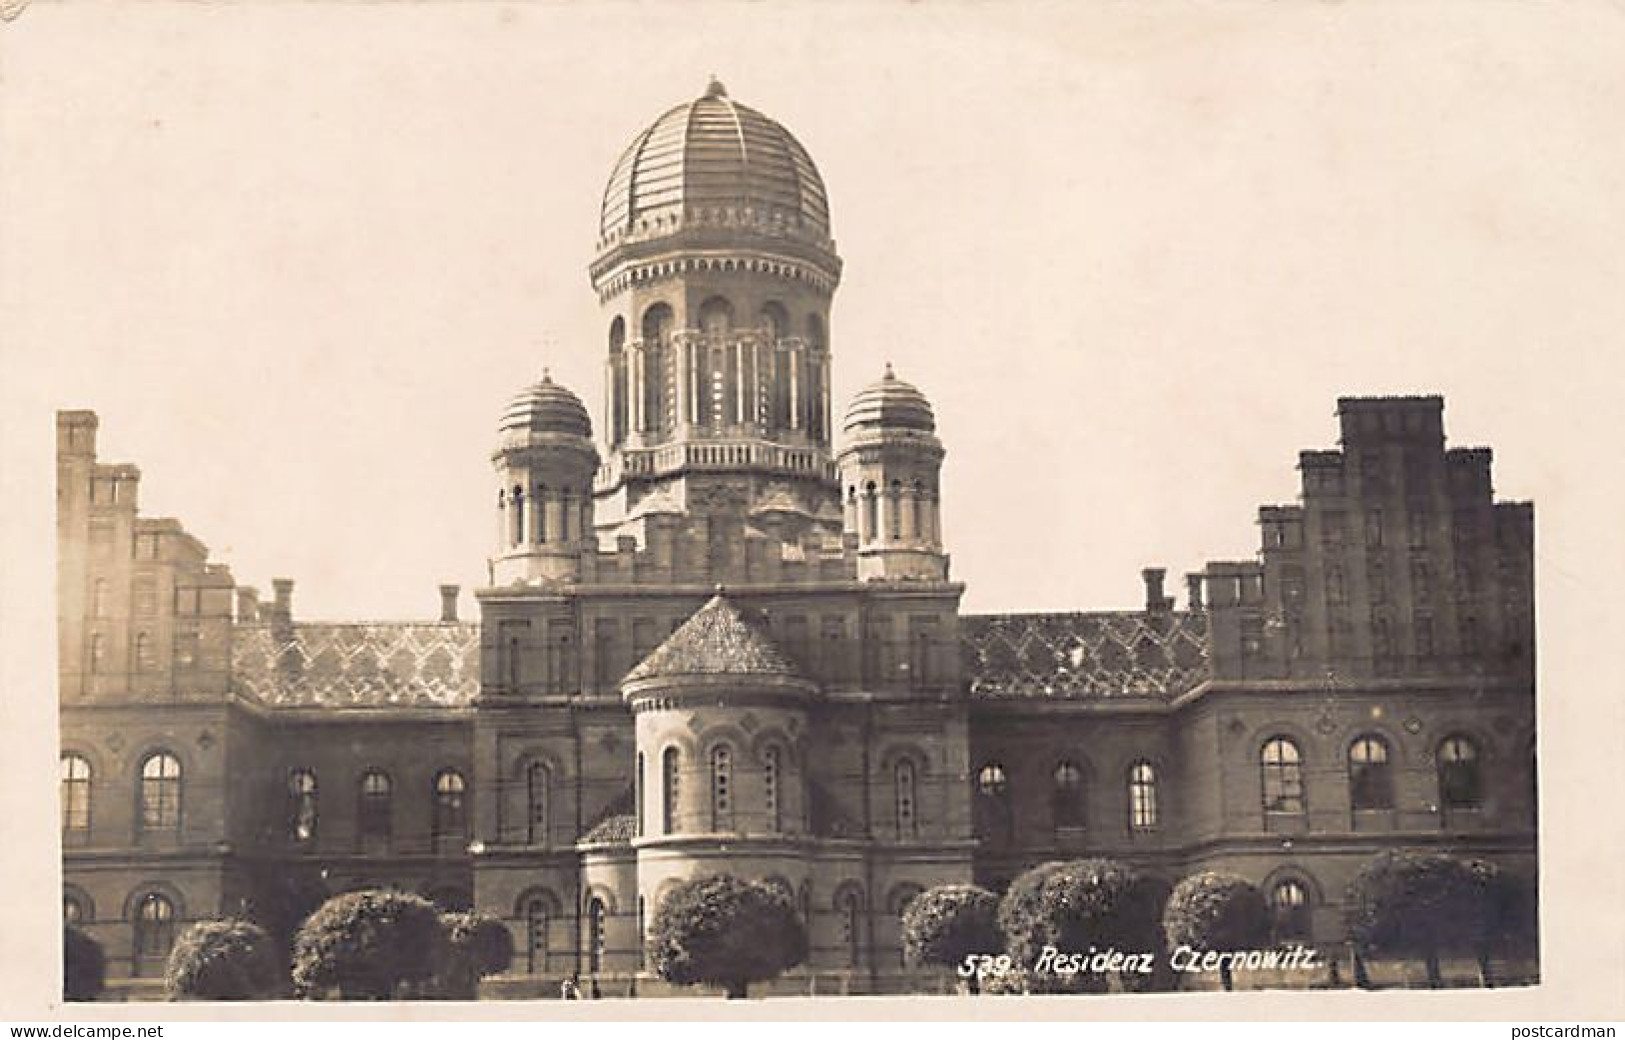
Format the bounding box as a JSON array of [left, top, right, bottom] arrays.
[[673, 338, 689, 429], [546, 492, 565, 546], [788, 344, 802, 431]]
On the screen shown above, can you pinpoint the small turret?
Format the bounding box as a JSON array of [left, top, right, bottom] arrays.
[[491, 372, 601, 585], [835, 366, 948, 581]]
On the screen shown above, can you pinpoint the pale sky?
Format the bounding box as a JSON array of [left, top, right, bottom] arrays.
[[4, 1, 1622, 621]]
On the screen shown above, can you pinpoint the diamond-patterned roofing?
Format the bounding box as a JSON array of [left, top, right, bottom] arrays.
[[960, 611, 1211, 700], [623, 594, 800, 684]]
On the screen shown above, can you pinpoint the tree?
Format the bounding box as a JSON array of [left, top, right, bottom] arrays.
[[433, 911, 515, 999], [1463, 859, 1538, 988], [291, 889, 447, 1000], [900, 885, 1002, 994], [165, 918, 284, 1000], [63, 926, 105, 1002], [646, 875, 806, 999], [245, 867, 330, 960], [1161, 872, 1269, 991], [997, 859, 1166, 993], [1345, 849, 1482, 988]]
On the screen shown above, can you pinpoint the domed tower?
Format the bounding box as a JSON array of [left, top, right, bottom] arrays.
[[491, 372, 600, 585], [621, 594, 814, 897], [591, 79, 843, 538], [836, 366, 949, 581]]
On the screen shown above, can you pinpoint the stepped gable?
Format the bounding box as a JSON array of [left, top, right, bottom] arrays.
[[624, 593, 800, 684]]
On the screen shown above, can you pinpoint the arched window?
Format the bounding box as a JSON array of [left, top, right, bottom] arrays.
[[975, 762, 1011, 844], [699, 296, 733, 337], [1052, 761, 1085, 830], [1260, 738, 1305, 814], [976, 763, 1007, 799], [862, 482, 878, 543], [91, 579, 108, 618], [641, 302, 673, 345], [1348, 735, 1394, 810], [88, 633, 105, 674], [585, 897, 607, 974], [837, 888, 863, 970], [764, 746, 782, 832], [608, 315, 626, 354], [1438, 735, 1482, 810], [132, 892, 176, 977], [888, 480, 903, 540], [358, 769, 392, 849], [1128, 761, 1158, 831], [287, 768, 318, 845], [527, 762, 549, 845], [894, 759, 918, 838], [134, 632, 154, 672], [138, 752, 181, 834], [61, 754, 91, 835], [662, 747, 680, 835], [1270, 880, 1312, 942], [432, 769, 467, 851], [63, 891, 88, 925], [710, 744, 733, 831], [510, 485, 525, 546], [761, 302, 788, 340], [522, 894, 552, 975]]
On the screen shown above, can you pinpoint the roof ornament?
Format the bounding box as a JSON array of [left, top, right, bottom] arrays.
[[705, 76, 728, 99], [540, 367, 552, 384], [883, 362, 896, 380]]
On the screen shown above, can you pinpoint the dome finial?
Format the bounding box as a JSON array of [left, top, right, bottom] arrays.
[[705, 75, 727, 99], [541, 367, 552, 384], [883, 362, 896, 380]]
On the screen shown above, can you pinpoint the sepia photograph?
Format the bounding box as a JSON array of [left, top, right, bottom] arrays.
[[4, 0, 1624, 1024]]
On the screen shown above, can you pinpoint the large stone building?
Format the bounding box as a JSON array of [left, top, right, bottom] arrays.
[[56, 81, 1537, 997]]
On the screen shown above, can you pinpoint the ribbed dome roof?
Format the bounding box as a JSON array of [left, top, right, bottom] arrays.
[[499, 372, 592, 439], [843, 365, 936, 434], [600, 79, 831, 242]]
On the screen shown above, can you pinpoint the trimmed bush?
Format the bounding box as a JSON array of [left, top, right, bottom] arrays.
[[900, 885, 1002, 993], [165, 918, 284, 1000], [63, 926, 105, 1002], [433, 911, 515, 999], [1345, 849, 1482, 988], [646, 875, 806, 999], [997, 858, 1166, 993], [1161, 872, 1269, 991], [291, 889, 447, 1000]]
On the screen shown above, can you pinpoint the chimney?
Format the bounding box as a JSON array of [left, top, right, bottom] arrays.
[[271, 578, 294, 620], [236, 587, 260, 622], [439, 584, 460, 623], [1186, 573, 1205, 611], [1142, 567, 1173, 613]]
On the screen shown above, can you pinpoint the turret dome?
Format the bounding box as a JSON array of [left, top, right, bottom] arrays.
[[499, 372, 592, 440], [842, 365, 936, 436]]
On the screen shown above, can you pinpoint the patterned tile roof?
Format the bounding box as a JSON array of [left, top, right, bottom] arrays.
[[623, 594, 801, 684], [960, 611, 1210, 700], [578, 814, 637, 846], [231, 622, 479, 709]]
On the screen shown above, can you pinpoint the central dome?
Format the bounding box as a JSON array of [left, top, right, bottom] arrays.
[[599, 78, 831, 244]]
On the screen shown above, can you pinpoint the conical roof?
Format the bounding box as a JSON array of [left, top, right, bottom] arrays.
[[623, 594, 801, 684]]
